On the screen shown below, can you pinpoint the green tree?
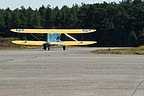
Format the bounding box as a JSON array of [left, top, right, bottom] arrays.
[[138, 29, 144, 45], [39, 5, 46, 28], [128, 31, 138, 46], [44, 5, 53, 28], [12, 8, 21, 28]]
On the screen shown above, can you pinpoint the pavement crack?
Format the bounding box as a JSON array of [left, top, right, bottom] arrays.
[[132, 80, 144, 96], [0, 59, 15, 62], [0, 56, 37, 63]]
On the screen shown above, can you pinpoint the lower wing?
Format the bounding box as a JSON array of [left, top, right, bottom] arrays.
[[12, 40, 96, 46]]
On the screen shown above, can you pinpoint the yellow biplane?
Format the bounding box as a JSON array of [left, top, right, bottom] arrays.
[[11, 29, 96, 50]]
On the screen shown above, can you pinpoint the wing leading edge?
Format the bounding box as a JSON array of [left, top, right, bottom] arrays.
[[12, 40, 96, 46]]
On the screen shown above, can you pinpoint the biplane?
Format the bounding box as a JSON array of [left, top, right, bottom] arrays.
[[11, 29, 96, 50]]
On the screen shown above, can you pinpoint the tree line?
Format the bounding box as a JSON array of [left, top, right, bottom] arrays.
[[0, 0, 144, 47]]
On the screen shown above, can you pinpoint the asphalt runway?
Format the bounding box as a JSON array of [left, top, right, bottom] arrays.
[[0, 47, 144, 96]]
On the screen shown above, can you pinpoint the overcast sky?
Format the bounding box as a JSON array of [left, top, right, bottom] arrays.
[[1, 0, 122, 10]]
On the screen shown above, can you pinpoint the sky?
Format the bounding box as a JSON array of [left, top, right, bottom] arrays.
[[1, 0, 122, 10]]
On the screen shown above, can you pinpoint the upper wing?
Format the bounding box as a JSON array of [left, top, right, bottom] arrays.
[[11, 29, 96, 34], [12, 40, 96, 46]]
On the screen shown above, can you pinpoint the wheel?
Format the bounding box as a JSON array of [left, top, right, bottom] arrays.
[[48, 44, 51, 50], [48, 46, 50, 50], [43, 44, 47, 50], [63, 46, 66, 50]]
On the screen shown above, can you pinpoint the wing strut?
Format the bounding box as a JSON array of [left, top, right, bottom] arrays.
[[24, 33, 27, 43], [64, 33, 78, 42], [30, 33, 41, 41]]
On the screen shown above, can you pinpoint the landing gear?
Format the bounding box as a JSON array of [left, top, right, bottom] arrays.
[[48, 45, 50, 50], [63, 46, 66, 51], [43, 43, 51, 50], [43, 43, 66, 51], [43, 43, 47, 50]]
